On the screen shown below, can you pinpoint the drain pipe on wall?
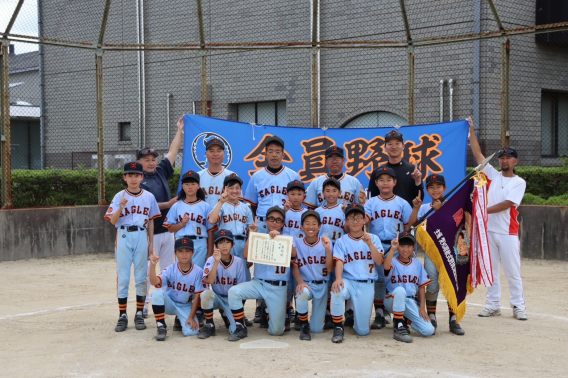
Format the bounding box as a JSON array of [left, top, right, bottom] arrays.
[[439, 79, 445, 122], [166, 93, 172, 145], [473, 0, 481, 132], [448, 78, 454, 121], [136, 0, 146, 148]]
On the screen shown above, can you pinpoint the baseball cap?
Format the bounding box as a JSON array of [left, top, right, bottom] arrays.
[[181, 170, 200, 184], [345, 203, 365, 217], [325, 146, 345, 158], [223, 172, 243, 187], [266, 206, 285, 219], [175, 237, 194, 251], [136, 147, 159, 160], [322, 177, 341, 190], [265, 135, 285, 149], [425, 174, 446, 187], [214, 229, 234, 244], [124, 161, 144, 174], [375, 166, 396, 179], [287, 179, 305, 192], [301, 210, 321, 224], [205, 137, 225, 150], [384, 130, 404, 142], [497, 146, 518, 158], [398, 231, 416, 245]]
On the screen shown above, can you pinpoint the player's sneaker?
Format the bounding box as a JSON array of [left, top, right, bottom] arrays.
[[259, 304, 269, 329], [253, 306, 261, 323], [228, 324, 248, 342], [134, 314, 146, 330], [344, 309, 354, 327], [245, 318, 253, 327], [198, 323, 216, 339], [478, 308, 501, 317], [449, 320, 465, 335], [300, 324, 311, 341], [294, 317, 301, 331], [513, 306, 528, 321], [173, 316, 182, 331], [155, 325, 167, 341], [370, 314, 385, 329], [384, 312, 392, 324], [115, 314, 128, 332], [142, 305, 149, 319], [393, 324, 413, 343], [331, 327, 344, 343], [284, 317, 291, 332], [324, 314, 334, 330]]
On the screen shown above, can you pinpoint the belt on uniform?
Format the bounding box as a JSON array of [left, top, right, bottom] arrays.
[[382, 240, 392, 245], [258, 216, 265, 221], [355, 279, 375, 284], [233, 235, 246, 240], [307, 280, 325, 285], [259, 279, 287, 287], [184, 235, 206, 240], [120, 226, 145, 232]]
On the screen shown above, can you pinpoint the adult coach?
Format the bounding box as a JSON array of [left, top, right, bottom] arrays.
[[368, 130, 424, 205], [304, 146, 366, 209], [468, 119, 527, 320], [139, 116, 185, 317], [198, 138, 235, 208]]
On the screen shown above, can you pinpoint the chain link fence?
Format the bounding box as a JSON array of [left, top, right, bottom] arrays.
[[2, 0, 568, 208]]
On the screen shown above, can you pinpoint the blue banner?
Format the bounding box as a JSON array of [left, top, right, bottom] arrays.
[[181, 115, 469, 202]]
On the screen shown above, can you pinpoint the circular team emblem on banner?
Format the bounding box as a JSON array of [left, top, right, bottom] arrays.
[[191, 132, 232, 170]]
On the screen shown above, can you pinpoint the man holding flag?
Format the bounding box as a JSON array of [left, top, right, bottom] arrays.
[[468, 119, 528, 321]]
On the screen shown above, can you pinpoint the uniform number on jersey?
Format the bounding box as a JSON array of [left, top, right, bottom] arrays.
[[196, 227, 202, 235], [322, 268, 328, 277], [275, 266, 287, 275], [331, 231, 342, 240], [143, 219, 149, 229], [368, 264, 374, 273]]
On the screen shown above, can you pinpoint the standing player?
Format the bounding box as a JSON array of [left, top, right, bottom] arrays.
[[199, 230, 248, 339], [364, 166, 412, 329], [469, 119, 528, 320], [383, 231, 435, 343], [291, 211, 334, 340], [148, 237, 205, 340], [283, 180, 308, 239], [304, 146, 366, 209], [198, 137, 235, 208], [330, 204, 384, 343], [105, 162, 161, 332]]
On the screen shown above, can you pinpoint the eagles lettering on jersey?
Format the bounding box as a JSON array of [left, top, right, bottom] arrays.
[[175, 212, 208, 226], [385, 257, 431, 297], [367, 209, 405, 222], [222, 213, 249, 225], [315, 204, 345, 242], [259, 186, 288, 198], [283, 208, 307, 239], [332, 233, 383, 281], [163, 199, 215, 237], [202, 255, 247, 296], [105, 189, 161, 228], [292, 237, 330, 282], [364, 195, 412, 241], [243, 166, 301, 217], [155, 262, 205, 303], [213, 202, 254, 238]]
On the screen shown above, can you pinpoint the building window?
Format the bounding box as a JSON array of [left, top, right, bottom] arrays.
[[341, 111, 407, 128], [541, 91, 568, 157], [119, 122, 131, 142], [237, 100, 287, 126]]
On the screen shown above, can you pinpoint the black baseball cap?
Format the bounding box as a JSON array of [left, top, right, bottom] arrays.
[[345, 203, 365, 217], [266, 206, 285, 219], [265, 135, 285, 149], [301, 210, 321, 224], [375, 166, 396, 179], [223, 172, 243, 187], [425, 174, 446, 187], [322, 177, 341, 190], [181, 170, 200, 184], [214, 229, 234, 243], [205, 137, 225, 150], [325, 146, 344, 158], [136, 147, 159, 160], [175, 237, 194, 251], [287, 179, 305, 192], [124, 161, 144, 174], [497, 146, 518, 158], [384, 130, 404, 142], [398, 231, 416, 246]]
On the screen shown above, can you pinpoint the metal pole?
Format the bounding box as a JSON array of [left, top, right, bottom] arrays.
[[448, 78, 454, 121], [407, 46, 415, 125], [1, 40, 13, 208], [472, 0, 481, 132], [500, 38, 510, 147], [439, 79, 445, 122], [196, 0, 208, 116], [310, 0, 320, 128], [166, 92, 172, 145]]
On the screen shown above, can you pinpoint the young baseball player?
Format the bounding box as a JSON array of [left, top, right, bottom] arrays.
[[227, 206, 297, 341], [291, 211, 334, 340], [105, 162, 160, 333], [383, 231, 435, 343], [330, 204, 384, 343], [148, 237, 205, 341], [409, 173, 465, 335], [163, 170, 216, 268], [199, 229, 248, 339], [364, 166, 413, 329], [198, 137, 235, 208]]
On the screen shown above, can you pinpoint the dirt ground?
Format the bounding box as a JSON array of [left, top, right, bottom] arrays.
[[1, 253, 567, 378]]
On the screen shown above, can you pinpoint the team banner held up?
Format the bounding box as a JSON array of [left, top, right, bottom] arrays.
[[416, 176, 492, 323], [181, 115, 470, 201]]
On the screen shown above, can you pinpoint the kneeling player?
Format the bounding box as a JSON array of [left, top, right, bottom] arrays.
[[330, 204, 384, 343], [149, 237, 205, 341], [291, 211, 334, 340], [199, 229, 247, 339], [228, 206, 297, 341], [383, 231, 435, 343]]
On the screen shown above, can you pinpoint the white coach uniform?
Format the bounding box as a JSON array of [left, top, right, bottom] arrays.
[[483, 164, 526, 312]]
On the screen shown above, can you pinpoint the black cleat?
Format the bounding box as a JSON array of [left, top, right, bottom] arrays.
[[294, 317, 301, 331], [370, 314, 385, 330], [284, 317, 291, 332], [245, 318, 253, 327], [324, 314, 334, 330], [300, 323, 311, 341], [134, 314, 146, 330], [331, 327, 344, 343], [253, 306, 261, 323], [222, 314, 231, 329], [228, 324, 248, 341], [155, 326, 167, 341], [198, 323, 216, 339], [393, 325, 413, 343], [115, 314, 128, 332], [449, 320, 465, 336], [259, 305, 269, 329], [344, 309, 354, 327], [173, 316, 182, 331]]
